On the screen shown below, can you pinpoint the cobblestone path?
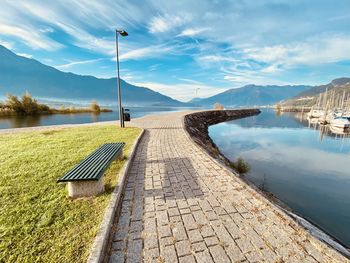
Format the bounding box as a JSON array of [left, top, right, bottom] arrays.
[[107, 111, 348, 263]]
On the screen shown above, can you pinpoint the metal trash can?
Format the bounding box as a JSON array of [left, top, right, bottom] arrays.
[[123, 108, 131, 122]]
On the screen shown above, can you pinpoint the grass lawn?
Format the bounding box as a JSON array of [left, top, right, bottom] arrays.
[[0, 125, 141, 262]]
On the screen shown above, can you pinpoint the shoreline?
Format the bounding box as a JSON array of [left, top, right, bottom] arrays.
[[183, 109, 350, 258]]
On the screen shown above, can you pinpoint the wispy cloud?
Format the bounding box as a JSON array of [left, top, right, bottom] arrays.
[[16, 53, 33, 59], [56, 58, 105, 70], [0, 24, 61, 50], [119, 44, 173, 61], [148, 14, 189, 33], [178, 27, 209, 37]]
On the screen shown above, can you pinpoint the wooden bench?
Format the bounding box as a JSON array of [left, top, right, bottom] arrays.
[[57, 142, 125, 198]]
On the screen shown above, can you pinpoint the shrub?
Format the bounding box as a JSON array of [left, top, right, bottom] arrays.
[[229, 157, 251, 174], [5, 92, 51, 115], [214, 103, 224, 110], [90, 101, 101, 113]]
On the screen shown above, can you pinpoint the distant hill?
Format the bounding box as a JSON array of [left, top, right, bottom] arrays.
[[282, 78, 350, 107], [190, 84, 311, 107], [0, 45, 191, 107]]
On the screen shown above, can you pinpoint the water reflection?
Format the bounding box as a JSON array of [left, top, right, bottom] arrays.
[[209, 109, 350, 248], [0, 106, 197, 129]]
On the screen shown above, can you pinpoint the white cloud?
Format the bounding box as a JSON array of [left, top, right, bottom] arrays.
[[119, 44, 173, 61], [0, 39, 14, 50], [16, 53, 33, 59], [55, 58, 105, 70], [197, 55, 238, 63], [178, 27, 209, 37], [148, 14, 188, 33], [0, 24, 61, 50], [131, 81, 227, 101], [243, 34, 350, 67]]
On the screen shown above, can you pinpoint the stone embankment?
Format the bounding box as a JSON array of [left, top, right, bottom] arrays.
[[104, 110, 348, 263], [184, 109, 260, 167]]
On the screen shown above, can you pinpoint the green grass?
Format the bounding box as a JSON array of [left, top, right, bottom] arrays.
[[0, 125, 141, 263]]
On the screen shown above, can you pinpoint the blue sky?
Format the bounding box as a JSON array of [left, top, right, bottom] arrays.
[[1, 0, 350, 101]]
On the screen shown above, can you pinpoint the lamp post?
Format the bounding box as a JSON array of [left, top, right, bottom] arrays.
[[115, 29, 128, 128]]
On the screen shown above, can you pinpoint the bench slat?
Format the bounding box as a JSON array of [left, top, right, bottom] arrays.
[[57, 142, 125, 182], [76, 144, 122, 180], [62, 144, 116, 180]]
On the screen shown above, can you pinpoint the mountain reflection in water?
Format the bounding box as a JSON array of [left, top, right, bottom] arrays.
[[209, 109, 350, 249]]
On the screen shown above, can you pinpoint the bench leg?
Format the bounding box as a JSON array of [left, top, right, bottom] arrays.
[[67, 178, 105, 198]]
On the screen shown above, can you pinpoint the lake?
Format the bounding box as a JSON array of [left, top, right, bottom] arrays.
[[0, 106, 195, 129], [209, 109, 350, 249]]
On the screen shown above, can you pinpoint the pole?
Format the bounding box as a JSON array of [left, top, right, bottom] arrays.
[[116, 30, 124, 128]]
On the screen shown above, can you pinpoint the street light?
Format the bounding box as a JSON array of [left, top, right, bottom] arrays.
[[115, 29, 128, 128]]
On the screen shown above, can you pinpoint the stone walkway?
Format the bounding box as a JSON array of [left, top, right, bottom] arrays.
[[107, 111, 348, 263]]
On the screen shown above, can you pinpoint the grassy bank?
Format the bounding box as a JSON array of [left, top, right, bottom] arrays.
[[0, 125, 141, 262]]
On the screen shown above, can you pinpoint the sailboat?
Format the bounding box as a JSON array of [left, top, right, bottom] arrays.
[[330, 116, 350, 129]]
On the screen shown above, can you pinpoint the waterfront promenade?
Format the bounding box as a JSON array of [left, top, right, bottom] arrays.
[[107, 111, 348, 263]]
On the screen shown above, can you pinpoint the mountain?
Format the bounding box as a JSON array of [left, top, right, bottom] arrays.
[[0, 45, 190, 107], [190, 84, 311, 107], [293, 78, 350, 98], [282, 78, 350, 107]]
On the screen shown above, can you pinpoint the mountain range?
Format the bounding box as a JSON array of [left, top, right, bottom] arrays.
[[1, 44, 349, 108], [282, 78, 350, 107], [0, 45, 189, 107], [189, 84, 311, 107]]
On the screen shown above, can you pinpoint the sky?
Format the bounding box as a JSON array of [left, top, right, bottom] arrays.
[[1, 0, 350, 101]]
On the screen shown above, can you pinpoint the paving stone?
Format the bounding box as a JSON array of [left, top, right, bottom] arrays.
[[188, 229, 203, 243], [109, 251, 125, 263], [225, 244, 246, 262], [235, 237, 255, 254], [179, 254, 196, 263], [158, 225, 172, 238], [175, 240, 191, 257], [106, 111, 349, 263], [143, 247, 159, 261], [195, 249, 214, 263], [126, 239, 142, 263], [160, 237, 175, 247], [182, 214, 197, 231], [204, 236, 219, 247], [200, 225, 215, 238], [209, 245, 230, 263], [172, 222, 188, 241], [144, 234, 158, 250], [160, 245, 178, 263], [111, 240, 126, 251]]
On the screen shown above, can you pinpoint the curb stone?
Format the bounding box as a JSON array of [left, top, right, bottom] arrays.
[[87, 128, 145, 263]]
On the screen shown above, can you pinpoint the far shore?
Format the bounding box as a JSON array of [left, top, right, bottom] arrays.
[[0, 108, 112, 117]]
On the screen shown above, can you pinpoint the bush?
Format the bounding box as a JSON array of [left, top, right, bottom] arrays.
[[229, 157, 251, 174], [90, 101, 101, 113], [214, 103, 224, 110], [5, 92, 51, 115]]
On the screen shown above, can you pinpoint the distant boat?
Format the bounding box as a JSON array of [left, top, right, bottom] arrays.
[[330, 117, 350, 129], [329, 125, 350, 135], [307, 109, 324, 118]]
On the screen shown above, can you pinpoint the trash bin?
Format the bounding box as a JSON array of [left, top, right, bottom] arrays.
[[123, 108, 130, 122]]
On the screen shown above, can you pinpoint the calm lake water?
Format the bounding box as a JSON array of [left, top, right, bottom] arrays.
[[0, 106, 194, 129], [209, 110, 350, 248]]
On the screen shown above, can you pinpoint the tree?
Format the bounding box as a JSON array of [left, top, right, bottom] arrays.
[[90, 101, 101, 113], [5, 92, 51, 115], [213, 103, 224, 110], [21, 91, 39, 114], [6, 94, 24, 114]]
